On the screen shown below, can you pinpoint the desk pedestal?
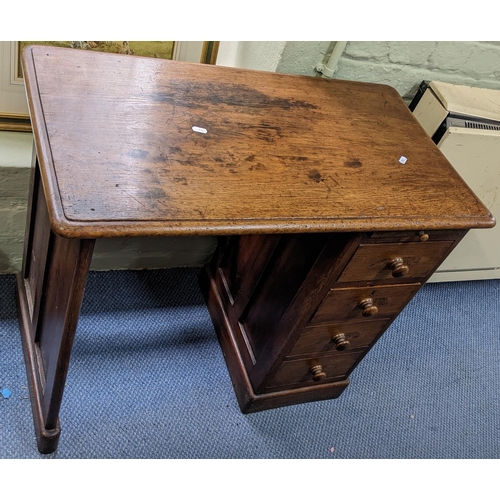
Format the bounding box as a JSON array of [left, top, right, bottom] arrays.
[[200, 231, 465, 413]]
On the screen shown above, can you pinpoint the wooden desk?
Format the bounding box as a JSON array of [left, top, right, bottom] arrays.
[[18, 45, 495, 453]]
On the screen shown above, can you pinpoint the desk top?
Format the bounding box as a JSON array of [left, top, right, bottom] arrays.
[[22, 45, 494, 238]]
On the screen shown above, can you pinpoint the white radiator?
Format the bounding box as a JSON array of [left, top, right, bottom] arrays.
[[411, 81, 500, 282]]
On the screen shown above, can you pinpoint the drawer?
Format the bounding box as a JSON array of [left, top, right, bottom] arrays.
[[268, 351, 362, 389], [337, 241, 454, 283], [369, 230, 464, 243], [289, 319, 389, 357], [310, 283, 420, 324]]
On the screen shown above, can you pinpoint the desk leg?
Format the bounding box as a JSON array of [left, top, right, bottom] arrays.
[[16, 162, 94, 453]]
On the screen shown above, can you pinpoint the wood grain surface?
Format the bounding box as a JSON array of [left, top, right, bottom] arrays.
[[22, 45, 495, 238]]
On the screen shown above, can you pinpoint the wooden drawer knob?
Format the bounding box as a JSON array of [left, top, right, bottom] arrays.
[[359, 297, 378, 317], [418, 231, 429, 242], [389, 257, 409, 278], [331, 333, 350, 351], [310, 365, 327, 381]]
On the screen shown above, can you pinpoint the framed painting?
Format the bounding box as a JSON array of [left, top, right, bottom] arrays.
[[0, 41, 218, 132]]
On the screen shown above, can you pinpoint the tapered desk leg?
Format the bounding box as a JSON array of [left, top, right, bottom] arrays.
[[16, 161, 94, 453]]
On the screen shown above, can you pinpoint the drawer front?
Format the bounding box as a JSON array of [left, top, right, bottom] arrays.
[[268, 352, 362, 389], [311, 283, 421, 324], [369, 230, 464, 243], [337, 241, 453, 283], [289, 319, 389, 357]]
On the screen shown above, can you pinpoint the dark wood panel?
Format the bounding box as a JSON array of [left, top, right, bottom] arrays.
[[245, 232, 362, 393], [199, 265, 350, 413], [22, 45, 494, 238], [27, 170, 52, 340], [240, 233, 331, 361], [337, 241, 453, 282], [311, 283, 421, 324], [213, 234, 281, 368], [219, 234, 280, 308], [36, 235, 94, 427], [16, 275, 61, 453], [21, 151, 39, 280]]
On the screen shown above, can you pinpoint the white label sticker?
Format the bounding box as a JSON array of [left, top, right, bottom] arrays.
[[192, 126, 207, 134], [399, 156, 408, 164]]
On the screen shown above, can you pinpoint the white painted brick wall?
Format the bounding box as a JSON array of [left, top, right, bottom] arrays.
[[336, 41, 500, 101]]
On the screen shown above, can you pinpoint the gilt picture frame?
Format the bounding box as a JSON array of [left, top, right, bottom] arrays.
[[0, 41, 217, 132]]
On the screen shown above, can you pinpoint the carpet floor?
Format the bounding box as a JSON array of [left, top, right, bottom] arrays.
[[1, 268, 499, 459]]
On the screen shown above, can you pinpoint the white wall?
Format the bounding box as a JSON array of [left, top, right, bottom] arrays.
[[0, 131, 32, 272], [335, 41, 500, 101], [218, 41, 500, 103], [217, 41, 286, 71]]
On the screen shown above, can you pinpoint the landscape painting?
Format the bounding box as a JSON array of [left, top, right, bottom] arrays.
[[17, 41, 175, 78]]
